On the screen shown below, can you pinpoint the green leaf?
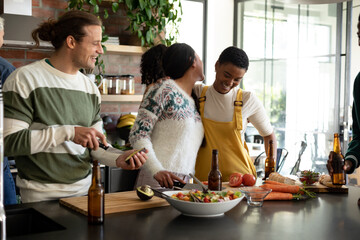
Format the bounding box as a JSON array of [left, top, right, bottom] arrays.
[[125, 0, 133, 10], [141, 36, 145, 47], [89, 0, 97, 6], [112, 3, 119, 13], [145, 7, 152, 20], [133, 22, 138, 31], [146, 30, 152, 44], [102, 34, 109, 42], [68, 1, 77, 9], [93, 4, 99, 14], [138, 30, 142, 38], [139, 0, 145, 10], [150, 0, 157, 7], [104, 9, 109, 19]]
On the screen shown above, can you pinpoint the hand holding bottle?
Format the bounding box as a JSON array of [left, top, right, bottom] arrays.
[[327, 134, 346, 185]]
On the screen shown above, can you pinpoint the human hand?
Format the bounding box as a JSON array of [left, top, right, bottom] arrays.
[[154, 171, 186, 188], [343, 160, 353, 173], [116, 149, 148, 170], [327, 151, 335, 178], [74, 127, 107, 151]]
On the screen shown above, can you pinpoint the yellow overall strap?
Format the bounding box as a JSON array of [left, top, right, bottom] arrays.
[[234, 88, 243, 131], [198, 86, 209, 118]]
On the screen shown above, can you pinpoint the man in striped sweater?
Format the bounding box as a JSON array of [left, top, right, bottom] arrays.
[[2, 11, 147, 203]]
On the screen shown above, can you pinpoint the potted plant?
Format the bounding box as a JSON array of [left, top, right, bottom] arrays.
[[67, 0, 182, 46], [66, 0, 182, 81]]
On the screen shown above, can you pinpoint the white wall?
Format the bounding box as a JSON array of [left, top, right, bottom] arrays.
[[205, 0, 234, 85]]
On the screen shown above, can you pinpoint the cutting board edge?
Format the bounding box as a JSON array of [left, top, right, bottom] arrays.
[[59, 199, 88, 216], [59, 191, 169, 216]]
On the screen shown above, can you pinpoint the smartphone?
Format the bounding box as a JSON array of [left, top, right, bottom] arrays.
[[125, 148, 146, 164]]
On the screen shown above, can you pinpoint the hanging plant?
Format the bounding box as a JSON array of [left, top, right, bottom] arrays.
[[66, 0, 182, 82]]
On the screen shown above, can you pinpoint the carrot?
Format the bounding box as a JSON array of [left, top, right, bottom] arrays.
[[264, 192, 293, 201], [261, 184, 300, 194], [264, 180, 289, 186]]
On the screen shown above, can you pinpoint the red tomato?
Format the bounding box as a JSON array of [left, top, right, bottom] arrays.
[[176, 192, 184, 198], [229, 173, 243, 187], [242, 174, 256, 186]]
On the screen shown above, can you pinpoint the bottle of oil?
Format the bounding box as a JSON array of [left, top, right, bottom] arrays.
[[331, 133, 346, 185], [208, 149, 222, 190], [88, 160, 104, 224], [264, 140, 275, 179]]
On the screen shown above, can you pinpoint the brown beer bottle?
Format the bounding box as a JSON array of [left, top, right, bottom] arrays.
[[88, 160, 105, 224], [264, 140, 275, 179], [331, 133, 346, 185], [208, 149, 222, 191]]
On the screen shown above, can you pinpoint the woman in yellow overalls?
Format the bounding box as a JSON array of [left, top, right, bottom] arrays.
[[194, 47, 277, 181]]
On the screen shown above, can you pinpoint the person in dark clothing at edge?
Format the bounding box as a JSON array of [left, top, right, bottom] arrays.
[[0, 16, 17, 205]]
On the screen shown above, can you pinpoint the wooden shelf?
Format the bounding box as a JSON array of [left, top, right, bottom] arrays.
[[104, 44, 147, 55], [101, 94, 143, 102]]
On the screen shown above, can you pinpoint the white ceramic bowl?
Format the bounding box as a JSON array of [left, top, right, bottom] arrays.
[[162, 190, 244, 217]]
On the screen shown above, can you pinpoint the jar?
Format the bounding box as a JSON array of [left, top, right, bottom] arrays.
[[103, 75, 118, 95], [99, 77, 108, 95], [119, 75, 135, 95]]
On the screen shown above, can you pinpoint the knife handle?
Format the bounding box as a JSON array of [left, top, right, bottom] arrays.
[[98, 141, 109, 150], [173, 181, 186, 188]]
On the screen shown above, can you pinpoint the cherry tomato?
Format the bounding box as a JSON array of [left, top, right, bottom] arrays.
[[229, 173, 243, 187], [242, 174, 256, 186], [176, 192, 184, 198]]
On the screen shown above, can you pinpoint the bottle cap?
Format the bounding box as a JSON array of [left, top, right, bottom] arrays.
[[212, 149, 218, 154]]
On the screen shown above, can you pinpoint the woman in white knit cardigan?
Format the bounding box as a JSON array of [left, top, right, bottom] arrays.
[[130, 43, 205, 189]]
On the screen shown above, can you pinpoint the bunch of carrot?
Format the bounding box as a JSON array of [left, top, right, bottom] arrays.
[[261, 180, 316, 200]]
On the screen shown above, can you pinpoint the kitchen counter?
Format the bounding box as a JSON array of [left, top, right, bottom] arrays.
[[5, 186, 360, 240]]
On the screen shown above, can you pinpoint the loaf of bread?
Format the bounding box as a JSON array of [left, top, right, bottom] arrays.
[[319, 174, 343, 188], [268, 172, 296, 185]]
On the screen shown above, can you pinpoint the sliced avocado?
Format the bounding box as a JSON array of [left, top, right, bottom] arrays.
[[136, 185, 154, 201], [125, 148, 146, 164]]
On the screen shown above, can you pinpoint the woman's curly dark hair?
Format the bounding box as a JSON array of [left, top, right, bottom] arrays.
[[140, 44, 167, 86], [218, 46, 249, 70]]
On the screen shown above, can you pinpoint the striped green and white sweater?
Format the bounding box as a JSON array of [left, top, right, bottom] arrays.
[[3, 59, 118, 186]]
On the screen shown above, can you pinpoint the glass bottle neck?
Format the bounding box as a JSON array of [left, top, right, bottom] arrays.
[[211, 154, 218, 170], [333, 136, 341, 154], [92, 165, 102, 184]]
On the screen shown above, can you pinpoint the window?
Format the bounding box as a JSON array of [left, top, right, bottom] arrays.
[[235, 0, 350, 174], [173, 0, 206, 74]]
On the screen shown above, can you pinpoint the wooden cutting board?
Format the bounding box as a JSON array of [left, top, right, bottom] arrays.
[[59, 191, 169, 216], [303, 182, 348, 193]]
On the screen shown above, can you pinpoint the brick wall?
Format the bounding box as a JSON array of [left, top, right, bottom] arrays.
[[0, 0, 143, 144]]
